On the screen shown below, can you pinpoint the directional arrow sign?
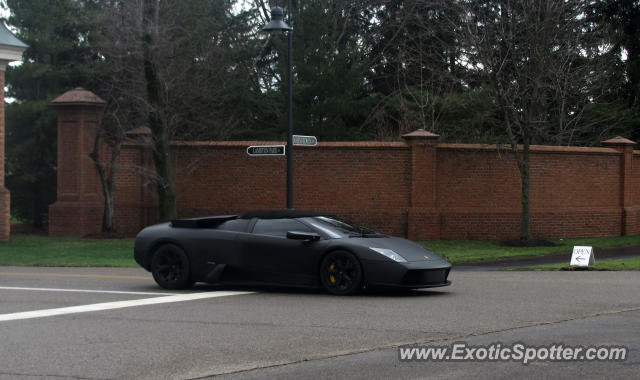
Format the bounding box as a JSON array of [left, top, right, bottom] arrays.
[[292, 135, 318, 146], [570, 246, 595, 267], [247, 145, 285, 156]]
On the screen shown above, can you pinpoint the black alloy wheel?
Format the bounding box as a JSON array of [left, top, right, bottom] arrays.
[[151, 244, 193, 290], [320, 250, 363, 295]]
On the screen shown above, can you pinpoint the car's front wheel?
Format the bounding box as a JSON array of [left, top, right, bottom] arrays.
[[320, 250, 363, 295], [151, 244, 193, 290]]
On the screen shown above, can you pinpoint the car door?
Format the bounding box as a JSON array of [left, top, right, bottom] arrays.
[[240, 218, 324, 286], [187, 218, 249, 281], [186, 230, 237, 280]]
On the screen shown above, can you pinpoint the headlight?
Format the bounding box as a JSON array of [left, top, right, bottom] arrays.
[[370, 247, 407, 262]]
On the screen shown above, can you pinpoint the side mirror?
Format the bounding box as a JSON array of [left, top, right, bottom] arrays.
[[286, 231, 321, 241]]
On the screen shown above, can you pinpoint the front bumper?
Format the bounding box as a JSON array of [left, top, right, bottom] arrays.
[[362, 260, 452, 289], [133, 237, 152, 270]]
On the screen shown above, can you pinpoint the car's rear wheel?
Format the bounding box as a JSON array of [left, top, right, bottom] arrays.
[[320, 250, 363, 295], [151, 244, 193, 290]]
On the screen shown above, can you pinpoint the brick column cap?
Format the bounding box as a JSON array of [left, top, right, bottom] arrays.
[[401, 129, 439, 141], [125, 126, 152, 145], [601, 136, 636, 147], [50, 87, 106, 108]]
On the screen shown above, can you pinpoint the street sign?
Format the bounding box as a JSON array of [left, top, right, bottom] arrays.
[[570, 246, 595, 267], [292, 135, 318, 146], [247, 145, 285, 156]]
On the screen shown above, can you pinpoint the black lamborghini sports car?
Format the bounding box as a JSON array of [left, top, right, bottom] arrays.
[[134, 210, 451, 295]]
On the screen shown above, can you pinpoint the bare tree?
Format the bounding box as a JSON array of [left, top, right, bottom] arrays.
[[95, 0, 249, 223], [360, 0, 469, 139], [456, 0, 605, 240], [393, 9, 463, 136], [89, 112, 124, 233]]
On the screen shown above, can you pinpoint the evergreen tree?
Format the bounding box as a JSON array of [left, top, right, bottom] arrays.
[[586, 0, 640, 141], [252, 0, 380, 141], [4, 0, 102, 227]]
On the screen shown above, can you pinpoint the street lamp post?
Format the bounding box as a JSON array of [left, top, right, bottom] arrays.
[[263, 1, 294, 209]]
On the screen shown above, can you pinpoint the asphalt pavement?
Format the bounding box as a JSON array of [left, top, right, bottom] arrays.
[[0, 266, 638, 379]]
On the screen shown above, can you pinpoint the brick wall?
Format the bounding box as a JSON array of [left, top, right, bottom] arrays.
[[110, 142, 412, 237], [430, 145, 626, 239], [627, 152, 640, 235], [48, 90, 640, 240], [0, 70, 8, 241]]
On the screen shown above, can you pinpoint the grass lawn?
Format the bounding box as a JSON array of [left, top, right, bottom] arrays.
[[511, 256, 640, 271], [0, 234, 136, 267], [420, 235, 640, 264], [0, 232, 638, 267]]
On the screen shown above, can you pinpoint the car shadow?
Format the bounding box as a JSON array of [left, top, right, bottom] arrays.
[[188, 283, 451, 298], [362, 288, 451, 298]]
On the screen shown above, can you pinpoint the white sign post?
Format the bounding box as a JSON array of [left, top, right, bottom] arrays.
[[570, 246, 595, 267], [247, 145, 285, 156], [292, 135, 317, 146]]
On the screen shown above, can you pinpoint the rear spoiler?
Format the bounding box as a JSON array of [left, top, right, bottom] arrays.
[[170, 215, 238, 228]]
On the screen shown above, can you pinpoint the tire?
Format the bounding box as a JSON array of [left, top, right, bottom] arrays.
[[151, 244, 193, 290], [319, 250, 363, 295]]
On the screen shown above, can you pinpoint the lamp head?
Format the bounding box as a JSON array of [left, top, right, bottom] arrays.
[[262, 6, 291, 33]]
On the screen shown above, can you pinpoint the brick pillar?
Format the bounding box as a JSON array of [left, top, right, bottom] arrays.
[[602, 136, 637, 235], [402, 129, 440, 240], [48, 88, 106, 236], [0, 70, 9, 240]]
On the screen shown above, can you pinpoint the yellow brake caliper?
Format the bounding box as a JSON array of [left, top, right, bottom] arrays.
[[329, 263, 336, 284]]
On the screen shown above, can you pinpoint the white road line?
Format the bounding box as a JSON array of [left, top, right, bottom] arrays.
[[0, 286, 176, 296], [0, 271, 148, 280], [0, 291, 254, 322]]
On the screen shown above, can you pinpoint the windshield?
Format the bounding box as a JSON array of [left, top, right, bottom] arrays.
[[304, 216, 382, 238]]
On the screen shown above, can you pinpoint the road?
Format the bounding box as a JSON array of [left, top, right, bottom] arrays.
[[0, 267, 638, 379]]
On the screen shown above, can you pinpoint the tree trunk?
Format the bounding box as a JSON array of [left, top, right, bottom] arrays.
[[150, 128, 177, 222], [102, 186, 114, 232], [519, 161, 532, 240], [90, 132, 121, 233], [519, 136, 532, 241], [143, 0, 177, 222]]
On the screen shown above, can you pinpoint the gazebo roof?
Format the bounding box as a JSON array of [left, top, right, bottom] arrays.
[[401, 129, 440, 139], [51, 88, 106, 107], [601, 136, 636, 146], [0, 20, 27, 48]]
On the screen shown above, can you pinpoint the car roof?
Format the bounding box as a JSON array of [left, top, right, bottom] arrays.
[[239, 210, 336, 220], [171, 215, 237, 228]]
